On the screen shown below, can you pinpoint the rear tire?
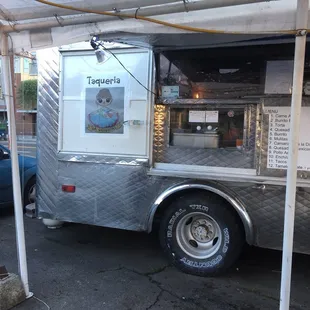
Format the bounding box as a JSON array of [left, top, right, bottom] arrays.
[[159, 193, 244, 276]]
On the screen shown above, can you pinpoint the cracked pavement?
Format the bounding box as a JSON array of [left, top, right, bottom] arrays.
[[1, 208, 310, 310]]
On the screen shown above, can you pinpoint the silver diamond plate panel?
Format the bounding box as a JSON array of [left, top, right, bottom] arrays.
[[36, 48, 60, 216], [246, 104, 258, 152], [230, 185, 310, 254], [160, 147, 254, 168], [57, 152, 148, 166], [55, 162, 183, 230], [252, 186, 310, 253]]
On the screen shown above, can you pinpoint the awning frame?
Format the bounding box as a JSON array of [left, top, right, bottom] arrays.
[[0, 1, 308, 309]]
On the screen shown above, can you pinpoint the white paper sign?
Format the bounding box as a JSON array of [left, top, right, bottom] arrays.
[[264, 61, 293, 94], [205, 111, 219, 123], [84, 73, 126, 135], [264, 106, 310, 171], [162, 86, 179, 98], [189, 110, 206, 123]]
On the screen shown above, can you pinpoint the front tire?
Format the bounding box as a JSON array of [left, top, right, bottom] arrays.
[[159, 193, 244, 276]]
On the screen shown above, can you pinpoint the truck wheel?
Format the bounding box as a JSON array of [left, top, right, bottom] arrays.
[[159, 193, 244, 276]]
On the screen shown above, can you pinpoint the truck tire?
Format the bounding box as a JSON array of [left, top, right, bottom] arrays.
[[159, 193, 244, 276]]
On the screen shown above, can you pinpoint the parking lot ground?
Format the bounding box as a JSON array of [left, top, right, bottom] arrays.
[[1, 208, 310, 310]]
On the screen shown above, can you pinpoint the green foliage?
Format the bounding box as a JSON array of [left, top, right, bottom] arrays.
[[18, 79, 37, 109]]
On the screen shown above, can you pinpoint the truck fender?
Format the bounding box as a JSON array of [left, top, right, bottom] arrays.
[[147, 182, 254, 245]]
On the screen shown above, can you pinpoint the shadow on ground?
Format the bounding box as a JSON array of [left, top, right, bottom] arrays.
[[0, 208, 309, 310]]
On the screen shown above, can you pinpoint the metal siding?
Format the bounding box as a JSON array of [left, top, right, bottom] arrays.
[[37, 48, 310, 254], [37, 48, 60, 217]]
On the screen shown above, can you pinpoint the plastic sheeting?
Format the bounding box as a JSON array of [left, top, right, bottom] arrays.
[[0, 0, 302, 53]]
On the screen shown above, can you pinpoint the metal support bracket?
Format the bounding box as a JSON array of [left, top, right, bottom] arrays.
[[113, 8, 123, 20], [182, 0, 189, 12], [54, 14, 64, 27], [296, 29, 307, 36]]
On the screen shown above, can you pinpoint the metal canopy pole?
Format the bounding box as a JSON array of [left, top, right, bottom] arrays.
[[280, 0, 308, 309], [1, 33, 31, 297]]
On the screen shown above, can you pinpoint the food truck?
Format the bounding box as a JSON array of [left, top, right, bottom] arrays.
[[33, 37, 310, 276]]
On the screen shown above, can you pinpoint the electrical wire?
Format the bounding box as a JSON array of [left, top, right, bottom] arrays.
[[97, 42, 157, 96], [36, 0, 297, 35], [33, 296, 51, 310]]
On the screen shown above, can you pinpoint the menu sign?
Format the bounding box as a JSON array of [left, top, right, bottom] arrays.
[[264, 107, 310, 171], [189, 110, 206, 123], [205, 111, 219, 123], [189, 110, 219, 123]]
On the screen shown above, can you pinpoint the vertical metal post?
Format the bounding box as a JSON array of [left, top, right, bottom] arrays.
[[280, 0, 308, 309], [1, 33, 31, 297]]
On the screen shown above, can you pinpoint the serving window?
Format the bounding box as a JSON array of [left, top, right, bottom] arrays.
[[153, 103, 257, 169], [152, 43, 310, 174], [152, 46, 272, 170]]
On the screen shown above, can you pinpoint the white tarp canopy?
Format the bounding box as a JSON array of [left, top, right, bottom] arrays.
[[0, 0, 305, 53], [0, 1, 309, 310]]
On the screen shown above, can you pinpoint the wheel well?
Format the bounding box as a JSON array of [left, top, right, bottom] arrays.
[[151, 188, 250, 244]]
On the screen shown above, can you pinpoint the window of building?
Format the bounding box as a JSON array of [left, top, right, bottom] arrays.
[[14, 57, 21, 73], [29, 61, 38, 75], [23, 58, 29, 74]]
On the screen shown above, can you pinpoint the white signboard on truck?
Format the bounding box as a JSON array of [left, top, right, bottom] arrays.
[[59, 49, 151, 157], [264, 106, 310, 171]]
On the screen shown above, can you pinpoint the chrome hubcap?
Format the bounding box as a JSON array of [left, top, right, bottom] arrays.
[[176, 212, 222, 259], [191, 219, 216, 243]]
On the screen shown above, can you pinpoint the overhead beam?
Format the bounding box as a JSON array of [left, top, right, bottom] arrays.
[[1, 0, 272, 33], [4, 0, 178, 21]]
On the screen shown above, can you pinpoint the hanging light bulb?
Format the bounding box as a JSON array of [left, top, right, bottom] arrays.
[[90, 37, 111, 64], [95, 49, 111, 64]]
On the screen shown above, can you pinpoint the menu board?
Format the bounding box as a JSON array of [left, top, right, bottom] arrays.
[[205, 111, 219, 123], [189, 110, 206, 123], [264, 106, 310, 171]]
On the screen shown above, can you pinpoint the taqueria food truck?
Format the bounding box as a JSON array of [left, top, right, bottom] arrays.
[[33, 37, 310, 276]]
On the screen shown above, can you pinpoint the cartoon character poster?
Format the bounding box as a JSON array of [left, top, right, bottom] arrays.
[[85, 87, 125, 134]]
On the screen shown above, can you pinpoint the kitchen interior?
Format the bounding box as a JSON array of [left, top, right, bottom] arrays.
[[154, 42, 305, 168]]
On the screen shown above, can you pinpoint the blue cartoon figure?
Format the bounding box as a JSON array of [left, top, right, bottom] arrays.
[[87, 88, 122, 133]]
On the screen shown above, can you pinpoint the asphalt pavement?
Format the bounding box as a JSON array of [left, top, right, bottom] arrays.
[[0, 209, 310, 310], [0, 140, 36, 158]]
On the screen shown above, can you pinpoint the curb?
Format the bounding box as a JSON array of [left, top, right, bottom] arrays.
[[0, 273, 26, 310]]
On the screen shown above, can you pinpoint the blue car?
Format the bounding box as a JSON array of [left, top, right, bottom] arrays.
[[0, 144, 36, 208]]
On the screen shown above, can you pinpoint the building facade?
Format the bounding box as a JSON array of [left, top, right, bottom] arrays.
[[0, 54, 37, 139]]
